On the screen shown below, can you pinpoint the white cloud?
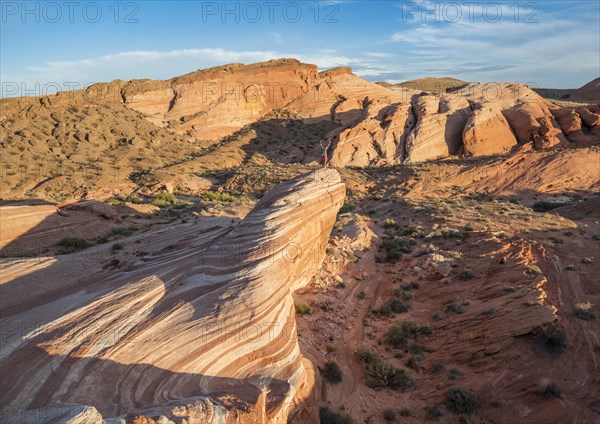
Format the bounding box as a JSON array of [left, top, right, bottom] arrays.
[[2, 47, 386, 97], [2, 48, 286, 96], [386, 9, 599, 87], [364, 52, 394, 58]]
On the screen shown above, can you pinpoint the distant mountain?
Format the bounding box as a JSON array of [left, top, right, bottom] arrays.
[[570, 77, 600, 103], [377, 77, 468, 94]]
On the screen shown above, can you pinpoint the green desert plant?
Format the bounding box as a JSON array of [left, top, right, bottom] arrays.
[[202, 191, 249, 203], [385, 320, 432, 348], [445, 387, 479, 415], [338, 201, 356, 214], [365, 358, 413, 391], [152, 190, 177, 207], [322, 361, 343, 384], [319, 406, 354, 424], [57, 237, 90, 254], [425, 404, 443, 421], [355, 346, 379, 363], [295, 302, 311, 315], [383, 409, 397, 421], [574, 302, 596, 320], [534, 323, 567, 355]]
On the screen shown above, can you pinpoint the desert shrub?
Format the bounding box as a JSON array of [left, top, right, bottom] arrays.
[[365, 358, 413, 391], [110, 243, 123, 251], [383, 409, 396, 421], [376, 303, 393, 317], [319, 406, 353, 424], [323, 361, 343, 384], [424, 225, 464, 240], [393, 289, 413, 301], [345, 250, 358, 262], [528, 265, 543, 275], [203, 191, 249, 203], [357, 291, 366, 300], [431, 362, 445, 373], [449, 368, 462, 380], [104, 258, 121, 269], [110, 225, 138, 236], [334, 219, 347, 232], [540, 382, 562, 398], [355, 346, 378, 363], [565, 264, 576, 271], [458, 269, 475, 280], [295, 302, 311, 315], [446, 302, 465, 314], [534, 323, 567, 355], [414, 244, 437, 257], [574, 302, 596, 320], [152, 190, 177, 207], [385, 320, 432, 348], [57, 237, 90, 254], [384, 218, 398, 229], [377, 299, 409, 316], [107, 197, 124, 205], [399, 224, 426, 238], [464, 223, 475, 231], [399, 407, 411, 416], [445, 387, 479, 415], [383, 236, 415, 261], [108, 195, 142, 205], [401, 282, 420, 291], [339, 201, 356, 214], [388, 299, 409, 313], [425, 404, 443, 421]]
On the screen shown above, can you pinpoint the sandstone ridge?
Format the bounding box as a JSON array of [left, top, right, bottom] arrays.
[[0, 169, 346, 423]]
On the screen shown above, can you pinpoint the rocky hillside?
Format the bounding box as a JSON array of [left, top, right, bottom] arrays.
[[570, 77, 600, 103], [1, 60, 598, 201]]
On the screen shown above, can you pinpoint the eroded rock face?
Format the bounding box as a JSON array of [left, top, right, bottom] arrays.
[[462, 106, 517, 156], [284, 73, 599, 165], [122, 59, 319, 140], [323, 80, 599, 165], [0, 169, 345, 423], [328, 99, 413, 167], [403, 94, 472, 162]]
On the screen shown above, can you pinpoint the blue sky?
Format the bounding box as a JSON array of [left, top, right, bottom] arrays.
[[1, 0, 599, 97]]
